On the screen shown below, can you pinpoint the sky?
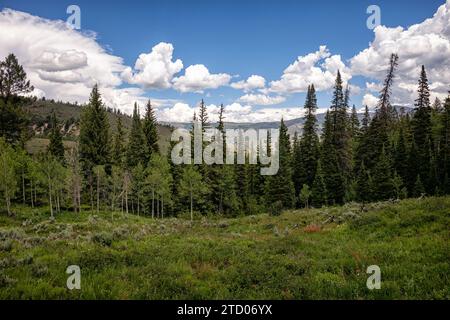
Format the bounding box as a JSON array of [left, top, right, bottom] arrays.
[[0, 0, 449, 123]]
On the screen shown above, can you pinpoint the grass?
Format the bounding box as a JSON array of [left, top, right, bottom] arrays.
[[0, 197, 449, 299]]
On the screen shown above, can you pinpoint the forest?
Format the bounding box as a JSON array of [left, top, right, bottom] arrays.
[[1, 53, 449, 219]]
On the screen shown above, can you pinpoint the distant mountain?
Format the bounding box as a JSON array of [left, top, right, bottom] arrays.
[[163, 105, 414, 137], [21, 98, 172, 154]]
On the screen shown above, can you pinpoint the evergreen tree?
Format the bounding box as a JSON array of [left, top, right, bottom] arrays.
[[356, 162, 372, 204], [112, 117, 126, 167], [350, 105, 360, 138], [413, 175, 425, 197], [142, 99, 159, 161], [321, 111, 345, 204], [310, 160, 327, 207], [79, 84, 110, 175], [411, 65, 433, 192], [0, 53, 34, 101], [265, 119, 295, 209], [293, 85, 320, 198], [371, 146, 394, 201], [394, 125, 409, 185], [126, 103, 148, 168], [330, 71, 352, 185], [47, 111, 65, 162]]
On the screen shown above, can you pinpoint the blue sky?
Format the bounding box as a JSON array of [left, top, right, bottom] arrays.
[[1, 0, 448, 122]]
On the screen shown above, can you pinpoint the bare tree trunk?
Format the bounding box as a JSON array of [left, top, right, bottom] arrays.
[[161, 195, 164, 219], [157, 196, 160, 218], [30, 180, 34, 208], [137, 195, 140, 216], [152, 188, 155, 219], [96, 173, 100, 213], [49, 182, 53, 218]]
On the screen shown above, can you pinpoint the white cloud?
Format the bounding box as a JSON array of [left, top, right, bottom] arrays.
[[121, 42, 183, 89], [238, 93, 286, 106], [231, 75, 266, 92], [269, 45, 352, 94], [156, 101, 322, 123], [0, 9, 146, 109], [172, 64, 231, 93], [351, 0, 450, 105], [362, 93, 379, 109], [0, 9, 178, 113]]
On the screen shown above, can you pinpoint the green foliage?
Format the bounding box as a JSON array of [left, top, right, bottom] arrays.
[[0, 53, 34, 101], [0, 197, 449, 299], [142, 100, 159, 161], [79, 85, 110, 175], [126, 103, 148, 168], [47, 111, 64, 162]]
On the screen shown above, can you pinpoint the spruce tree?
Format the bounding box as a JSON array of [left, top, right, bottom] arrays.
[[294, 85, 320, 193], [265, 119, 295, 209], [371, 146, 394, 201], [126, 103, 148, 168], [112, 117, 126, 168], [311, 159, 327, 207], [356, 162, 372, 204], [142, 100, 159, 161], [47, 111, 65, 162], [411, 65, 433, 192], [320, 111, 345, 204], [79, 84, 110, 175]]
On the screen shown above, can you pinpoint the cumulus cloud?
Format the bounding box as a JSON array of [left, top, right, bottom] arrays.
[[231, 75, 266, 92], [0, 8, 149, 109], [362, 93, 379, 109], [172, 64, 231, 93], [121, 42, 183, 89], [351, 0, 450, 105], [269, 45, 352, 94], [238, 93, 285, 106], [156, 101, 316, 123]]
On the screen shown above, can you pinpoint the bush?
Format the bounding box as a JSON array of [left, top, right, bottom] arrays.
[[269, 201, 283, 216], [91, 232, 113, 247]]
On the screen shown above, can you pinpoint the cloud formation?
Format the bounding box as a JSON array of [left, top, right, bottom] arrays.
[[351, 0, 450, 105], [231, 75, 266, 92], [121, 42, 183, 89], [172, 64, 231, 93], [269, 45, 352, 94], [238, 93, 286, 106]]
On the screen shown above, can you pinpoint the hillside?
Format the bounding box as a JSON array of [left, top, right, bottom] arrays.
[[22, 99, 172, 154], [0, 197, 448, 299]]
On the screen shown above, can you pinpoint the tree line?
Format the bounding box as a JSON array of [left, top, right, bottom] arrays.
[[1, 53, 450, 219]]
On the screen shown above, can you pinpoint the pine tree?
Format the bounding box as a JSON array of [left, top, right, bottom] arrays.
[[293, 85, 320, 197], [112, 117, 126, 167], [394, 125, 409, 185], [310, 160, 327, 207], [411, 65, 433, 192], [126, 103, 148, 168], [413, 175, 425, 197], [330, 71, 352, 185], [356, 162, 372, 204], [371, 146, 394, 201], [350, 105, 360, 138], [321, 111, 345, 204], [142, 100, 159, 161], [47, 111, 65, 162], [79, 84, 110, 175], [0, 53, 34, 101], [265, 119, 295, 209]]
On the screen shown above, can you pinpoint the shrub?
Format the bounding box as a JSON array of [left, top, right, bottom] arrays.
[[91, 232, 113, 247], [269, 201, 283, 216]]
